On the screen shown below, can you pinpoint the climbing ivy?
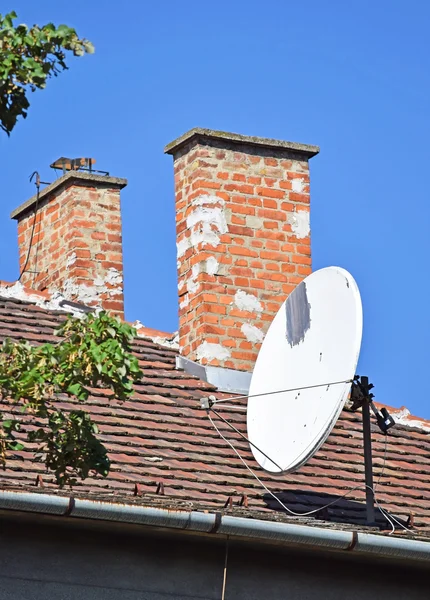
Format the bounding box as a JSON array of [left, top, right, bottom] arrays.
[[0, 11, 94, 135], [0, 311, 142, 487]]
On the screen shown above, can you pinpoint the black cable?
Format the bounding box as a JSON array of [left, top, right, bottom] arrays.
[[18, 171, 41, 282], [210, 407, 283, 471]]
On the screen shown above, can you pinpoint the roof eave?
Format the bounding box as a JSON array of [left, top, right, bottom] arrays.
[[0, 490, 428, 563]]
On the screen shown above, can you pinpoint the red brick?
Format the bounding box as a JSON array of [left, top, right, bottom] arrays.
[[298, 265, 312, 275], [229, 225, 254, 237], [233, 173, 246, 182], [263, 199, 278, 209], [229, 246, 258, 258], [256, 187, 285, 199], [91, 231, 106, 240], [257, 208, 286, 221], [224, 183, 254, 194], [231, 204, 255, 216], [292, 255, 312, 265], [107, 234, 122, 243], [263, 221, 279, 229], [297, 244, 311, 255], [234, 277, 250, 287], [290, 192, 309, 203], [256, 230, 285, 241], [192, 180, 221, 191]]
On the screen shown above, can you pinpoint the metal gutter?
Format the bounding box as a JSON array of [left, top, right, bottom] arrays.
[[0, 491, 429, 563]]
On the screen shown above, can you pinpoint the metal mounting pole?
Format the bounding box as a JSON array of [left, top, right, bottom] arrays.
[[361, 376, 375, 525]]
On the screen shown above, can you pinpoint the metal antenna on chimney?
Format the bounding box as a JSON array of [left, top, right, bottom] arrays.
[[18, 171, 44, 281], [50, 157, 109, 177]]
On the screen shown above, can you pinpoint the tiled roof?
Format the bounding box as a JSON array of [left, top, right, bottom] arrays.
[[0, 295, 429, 539]]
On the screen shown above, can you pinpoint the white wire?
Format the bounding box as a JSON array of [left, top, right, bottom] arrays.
[[372, 437, 410, 534], [374, 435, 388, 490], [215, 404, 247, 411], [208, 412, 409, 533], [211, 379, 353, 405]]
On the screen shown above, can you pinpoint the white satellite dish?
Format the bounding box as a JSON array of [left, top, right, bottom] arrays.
[[247, 266, 362, 473]]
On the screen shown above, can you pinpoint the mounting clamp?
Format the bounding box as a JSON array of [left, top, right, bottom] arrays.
[[200, 395, 216, 410]]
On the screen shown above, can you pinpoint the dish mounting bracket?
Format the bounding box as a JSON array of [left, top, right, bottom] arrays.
[[350, 375, 395, 525]]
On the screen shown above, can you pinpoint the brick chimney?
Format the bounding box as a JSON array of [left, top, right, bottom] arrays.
[[11, 171, 127, 317], [165, 128, 319, 372]]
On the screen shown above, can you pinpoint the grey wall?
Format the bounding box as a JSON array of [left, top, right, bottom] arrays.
[[0, 513, 427, 600]]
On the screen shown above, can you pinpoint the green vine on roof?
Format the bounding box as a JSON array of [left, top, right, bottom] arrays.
[[0, 311, 142, 487], [0, 11, 94, 135]]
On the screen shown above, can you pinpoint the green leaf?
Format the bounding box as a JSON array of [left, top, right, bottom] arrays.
[[8, 442, 24, 452], [0, 311, 138, 486], [67, 383, 82, 396], [0, 13, 94, 135]]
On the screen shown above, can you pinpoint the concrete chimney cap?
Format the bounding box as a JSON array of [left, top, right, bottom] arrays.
[[164, 127, 320, 159], [11, 171, 127, 221]]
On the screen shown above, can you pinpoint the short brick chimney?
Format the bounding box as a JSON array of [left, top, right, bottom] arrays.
[[11, 171, 127, 317], [165, 128, 319, 372]]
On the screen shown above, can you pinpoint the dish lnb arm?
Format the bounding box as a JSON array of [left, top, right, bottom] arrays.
[[351, 375, 396, 434]]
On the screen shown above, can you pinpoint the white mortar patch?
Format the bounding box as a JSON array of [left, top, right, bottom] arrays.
[[234, 289, 262, 313], [151, 332, 180, 350], [0, 282, 86, 317], [182, 195, 228, 254], [187, 263, 201, 295], [60, 267, 123, 307], [391, 407, 430, 433], [179, 296, 189, 309], [287, 210, 310, 239], [241, 322, 264, 343], [177, 237, 189, 259], [62, 280, 100, 305], [205, 256, 219, 276], [66, 252, 77, 268], [196, 341, 231, 362], [105, 267, 123, 286], [133, 323, 180, 350], [0, 281, 43, 304], [192, 195, 225, 206], [188, 206, 227, 248], [291, 178, 305, 193], [177, 195, 228, 258]]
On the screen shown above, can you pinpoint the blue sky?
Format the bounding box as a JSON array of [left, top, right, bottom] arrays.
[[2, 1, 429, 418]]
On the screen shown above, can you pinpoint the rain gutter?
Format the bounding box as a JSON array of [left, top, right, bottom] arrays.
[[0, 490, 428, 563]]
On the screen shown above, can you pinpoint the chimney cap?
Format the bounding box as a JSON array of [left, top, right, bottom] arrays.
[[164, 127, 320, 158], [11, 170, 127, 221]]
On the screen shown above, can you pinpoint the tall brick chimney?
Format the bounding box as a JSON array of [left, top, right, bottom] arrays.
[[11, 171, 127, 317], [165, 128, 319, 372]]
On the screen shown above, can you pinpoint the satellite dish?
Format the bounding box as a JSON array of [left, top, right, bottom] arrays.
[[247, 266, 362, 473]]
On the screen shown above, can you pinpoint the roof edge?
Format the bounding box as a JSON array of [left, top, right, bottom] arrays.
[[164, 127, 320, 159], [0, 491, 427, 562], [11, 171, 128, 220]]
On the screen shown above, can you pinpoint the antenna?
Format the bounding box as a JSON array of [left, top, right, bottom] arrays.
[[50, 157, 109, 177], [243, 266, 395, 525]]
